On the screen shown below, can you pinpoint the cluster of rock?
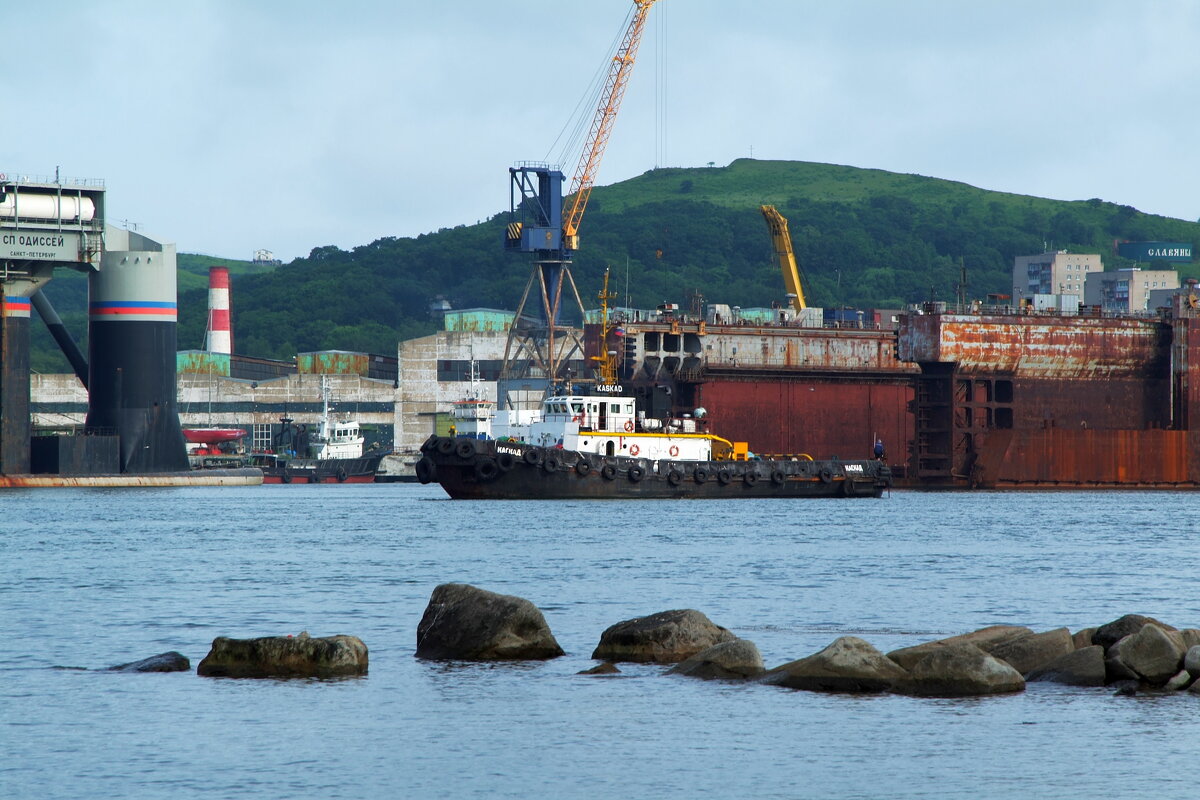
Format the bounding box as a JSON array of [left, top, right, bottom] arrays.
[[99, 584, 1197, 695], [105, 633, 368, 679], [414, 585, 1200, 699]]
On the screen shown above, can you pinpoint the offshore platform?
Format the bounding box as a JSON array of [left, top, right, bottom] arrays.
[[0, 171, 259, 486]]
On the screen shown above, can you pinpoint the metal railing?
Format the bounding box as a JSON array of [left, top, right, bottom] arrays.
[[0, 170, 105, 188]]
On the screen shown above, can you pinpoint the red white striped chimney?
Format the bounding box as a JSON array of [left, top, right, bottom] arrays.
[[205, 266, 233, 354]]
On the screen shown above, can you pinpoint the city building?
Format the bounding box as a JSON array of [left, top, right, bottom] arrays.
[[1084, 267, 1180, 312], [1012, 251, 1102, 305]]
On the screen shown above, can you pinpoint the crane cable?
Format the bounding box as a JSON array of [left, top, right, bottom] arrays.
[[544, 6, 636, 171], [655, 2, 667, 168]]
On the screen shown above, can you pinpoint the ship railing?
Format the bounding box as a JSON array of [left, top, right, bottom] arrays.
[[0, 171, 105, 188]]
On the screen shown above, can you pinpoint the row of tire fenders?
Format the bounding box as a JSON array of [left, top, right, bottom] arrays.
[[455, 441, 839, 486]]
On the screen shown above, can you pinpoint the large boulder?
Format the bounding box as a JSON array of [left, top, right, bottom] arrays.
[[592, 609, 735, 664], [1181, 629, 1200, 650], [896, 643, 1025, 697], [1109, 623, 1185, 685], [760, 636, 909, 693], [107, 651, 191, 673], [667, 639, 764, 680], [1026, 645, 1106, 687], [1186, 645, 1200, 679], [415, 583, 564, 660], [1093, 614, 1176, 650], [990, 628, 1074, 675], [197, 633, 367, 678], [887, 625, 1033, 671]]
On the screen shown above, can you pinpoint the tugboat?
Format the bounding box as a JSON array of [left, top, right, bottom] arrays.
[[417, 275, 890, 500], [417, 388, 891, 500], [251, 378, 385, 484]]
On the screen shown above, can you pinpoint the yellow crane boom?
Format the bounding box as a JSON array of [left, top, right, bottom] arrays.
[[561, 0, 658, 253], [760, 204, 807, 311]]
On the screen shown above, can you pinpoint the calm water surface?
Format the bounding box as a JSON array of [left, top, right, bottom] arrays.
[[3, 486, 1199, 799]]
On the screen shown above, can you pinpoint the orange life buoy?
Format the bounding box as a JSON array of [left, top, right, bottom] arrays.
[[629, 444, 640, 456], [623, 420, 634, 432], [668, 445, 679, 457]]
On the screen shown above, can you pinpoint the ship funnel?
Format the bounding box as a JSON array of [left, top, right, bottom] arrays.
[[205, 266, 232, 354]]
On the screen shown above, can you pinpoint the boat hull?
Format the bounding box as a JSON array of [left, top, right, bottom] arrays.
[[258, 453, 385, 484], [418, 436, 890, 500]]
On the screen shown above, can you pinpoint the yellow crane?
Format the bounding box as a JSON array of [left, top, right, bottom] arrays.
[[562, 0, 659, 253], [760, 204, 807, 311]]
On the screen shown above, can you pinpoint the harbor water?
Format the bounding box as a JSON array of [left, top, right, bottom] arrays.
[[3, 485, 1199, 799]]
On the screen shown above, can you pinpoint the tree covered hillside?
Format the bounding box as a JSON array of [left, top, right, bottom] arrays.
[[32, 159, 1200, 369]]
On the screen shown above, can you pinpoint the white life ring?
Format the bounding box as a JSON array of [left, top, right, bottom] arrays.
[[623, 420, 634, 432], [0, 173, 6, 181], [668, 445, 679, 457], [629, 444, 640, 456]]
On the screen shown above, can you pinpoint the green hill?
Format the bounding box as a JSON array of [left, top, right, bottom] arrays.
[[29, 159, 1200, 370]]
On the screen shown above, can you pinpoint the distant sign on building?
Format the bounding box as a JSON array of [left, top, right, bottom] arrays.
[[1116, 241, 1193, 263]]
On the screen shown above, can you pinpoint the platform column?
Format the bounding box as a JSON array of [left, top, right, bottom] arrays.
[[85, 230, 188, 473], [0, 292, 32, 474]]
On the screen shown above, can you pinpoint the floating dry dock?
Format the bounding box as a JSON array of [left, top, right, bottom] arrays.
[[596, 296, 1200, 489]]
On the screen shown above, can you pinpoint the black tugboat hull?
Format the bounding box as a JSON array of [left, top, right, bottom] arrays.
[[418, 436, 890, 500], [259, 453, 385, 484]]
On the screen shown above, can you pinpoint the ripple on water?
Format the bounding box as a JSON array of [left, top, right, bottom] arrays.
[[2, 486, 1199, 799]]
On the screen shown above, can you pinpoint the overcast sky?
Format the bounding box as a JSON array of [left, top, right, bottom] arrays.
[[5, 1, 1198, 262]]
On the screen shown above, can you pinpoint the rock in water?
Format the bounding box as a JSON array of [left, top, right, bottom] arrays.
[[1110, 623, 1185, 685], [1164, 669, 1194, 691], [1186, 645, 1200, 680], [896, 643, 1025, 697], [667, 639, 765, 680], [1093, 614, 1176, 650], [886, 625, 1033, 671], [197, 635, 367, 678], [1072, 627, 1098, 650], [107, 651, 191, 673], [990, 628, 1074, 675], [592, 609, 736, 664], [578, 662, 621, 676], [759, 636, 909, 693], [1026, 646, 1106, 687], [415, 583, 564, 660]]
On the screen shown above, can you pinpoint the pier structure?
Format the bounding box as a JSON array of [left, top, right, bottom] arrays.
[[1, 172, 105, 475], [2, 171, 233, 483]]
